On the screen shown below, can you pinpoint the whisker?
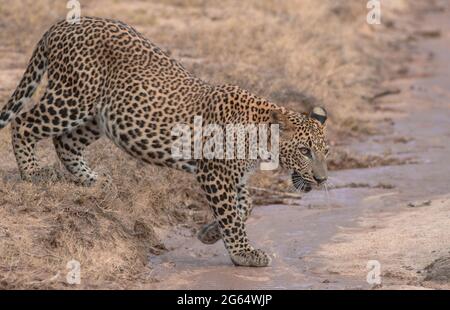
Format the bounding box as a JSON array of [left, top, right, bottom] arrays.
[[324, 182, 330, 204], [325, 180, 337, 189], [326, 176, 343, 187], [287, 182, 297, 193]]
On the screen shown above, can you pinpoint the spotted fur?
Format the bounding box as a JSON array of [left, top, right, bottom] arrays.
[[0, 17, 329, 267]]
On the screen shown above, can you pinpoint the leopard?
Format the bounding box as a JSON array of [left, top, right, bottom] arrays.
[[0, 17, 329, 267]]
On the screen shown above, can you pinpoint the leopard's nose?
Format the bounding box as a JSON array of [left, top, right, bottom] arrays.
[[313, 176, 327, 185]]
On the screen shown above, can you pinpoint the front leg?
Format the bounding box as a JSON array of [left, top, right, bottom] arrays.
[[198, 184, 253, 244], [196, 161, 270, 267], [237, 185, 253, 221]]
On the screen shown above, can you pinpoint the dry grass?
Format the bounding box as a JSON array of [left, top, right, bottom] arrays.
[[0, 0, 430, 288]]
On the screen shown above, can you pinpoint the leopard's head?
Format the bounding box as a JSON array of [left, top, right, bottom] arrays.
[[270, 106, 329, 192]]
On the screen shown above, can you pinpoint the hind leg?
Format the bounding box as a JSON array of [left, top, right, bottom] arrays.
[[11, 89, 93, 182], [53, 119, 101, 186], [10, 100, 70, 183], [11, 118, 43, 182], [11, 117, 65, 183]]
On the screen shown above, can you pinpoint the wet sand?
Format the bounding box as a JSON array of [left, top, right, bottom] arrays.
[[145, 8, 450, 290]]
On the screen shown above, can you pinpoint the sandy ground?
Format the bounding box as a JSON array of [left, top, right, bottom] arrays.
[[142, 7, 450, 290]]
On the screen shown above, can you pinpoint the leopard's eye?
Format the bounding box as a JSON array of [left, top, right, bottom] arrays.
[[300, 147, 311, 156]]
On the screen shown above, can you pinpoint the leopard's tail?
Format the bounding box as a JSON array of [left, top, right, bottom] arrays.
[[0, 33, 48, 129]]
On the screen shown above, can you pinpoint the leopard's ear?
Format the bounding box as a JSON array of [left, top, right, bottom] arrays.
[[270, 109, 295, 137], [310, 106, 327, 125]]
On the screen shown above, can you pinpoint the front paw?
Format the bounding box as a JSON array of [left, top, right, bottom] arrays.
[[230, 248, 272, 267], [197, 221, 221, 244]]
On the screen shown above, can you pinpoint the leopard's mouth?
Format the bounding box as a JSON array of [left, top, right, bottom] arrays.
[[291, 171, 313, 193]]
